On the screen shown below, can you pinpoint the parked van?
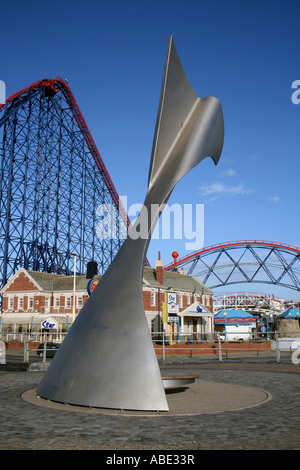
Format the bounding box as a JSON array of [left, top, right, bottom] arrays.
[[219, 324, 255, 342]]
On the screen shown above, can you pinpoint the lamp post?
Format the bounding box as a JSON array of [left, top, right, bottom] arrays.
[[71, 253, 77, 323], [30, 314, 34, 339], [223, 311, 227, 341], [265, 312, 270, 340], [66, 314, 69, 334]]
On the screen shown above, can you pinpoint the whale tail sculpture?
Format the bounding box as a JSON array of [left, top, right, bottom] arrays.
[[37, 36, 224, 411]]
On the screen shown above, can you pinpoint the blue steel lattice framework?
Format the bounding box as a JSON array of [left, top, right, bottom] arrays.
[[0, 77, 130, 288]]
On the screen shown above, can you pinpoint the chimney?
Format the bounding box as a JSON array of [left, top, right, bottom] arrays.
[[156, 251, 163, 285]]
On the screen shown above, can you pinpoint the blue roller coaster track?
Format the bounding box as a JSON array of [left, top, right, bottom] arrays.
[[0, 77, 132, 288]]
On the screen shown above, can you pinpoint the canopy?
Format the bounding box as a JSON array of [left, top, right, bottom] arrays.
[[278, 307, 300, 319], [214, 309, 258, 324]]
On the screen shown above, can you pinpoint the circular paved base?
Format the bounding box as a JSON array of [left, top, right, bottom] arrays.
[[22, 379, 271, 417]]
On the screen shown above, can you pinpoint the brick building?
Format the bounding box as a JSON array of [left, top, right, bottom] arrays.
[[0, 259, 214, 340]]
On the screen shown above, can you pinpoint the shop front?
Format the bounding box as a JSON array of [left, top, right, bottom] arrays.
[[178, 302, 214, 341]]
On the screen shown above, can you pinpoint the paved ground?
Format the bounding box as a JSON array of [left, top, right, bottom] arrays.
[[0, 359, 299, 450]]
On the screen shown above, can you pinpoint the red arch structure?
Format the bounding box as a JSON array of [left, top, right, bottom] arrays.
[[163, 240, 300, 292]]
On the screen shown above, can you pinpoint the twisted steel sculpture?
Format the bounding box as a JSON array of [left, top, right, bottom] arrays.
[[37, 36, 224, 411]]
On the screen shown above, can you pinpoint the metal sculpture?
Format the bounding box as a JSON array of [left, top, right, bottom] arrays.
[[37, 36, 224, 411]]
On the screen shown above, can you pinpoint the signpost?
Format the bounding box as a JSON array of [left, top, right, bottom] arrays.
[[41, 317, 58, 362], [166, 290, 178, 314], [162, 288, 179, 344]]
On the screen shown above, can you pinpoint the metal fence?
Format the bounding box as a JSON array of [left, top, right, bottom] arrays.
[[1, 330, 300, 365], [151, 331, 300, 363]]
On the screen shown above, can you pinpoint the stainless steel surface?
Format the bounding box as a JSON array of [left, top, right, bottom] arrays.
[[163, 376, 199, 389], [37, 36, 224, 411]]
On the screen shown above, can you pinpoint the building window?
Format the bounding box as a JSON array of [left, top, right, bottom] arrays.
[[55, 297, 60, 308], [9, 297, 14, 310], [66, 297, 71, 308], [150, 291, 156, 307], [28, 297, 33, 309], [77, 297, 83, 308], [179, 295, 183, 308], [187, 294, 191, 305], [18, 297, 24, 310]]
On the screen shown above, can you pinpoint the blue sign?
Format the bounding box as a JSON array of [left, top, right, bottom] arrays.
[[41, 318, 57, 329]]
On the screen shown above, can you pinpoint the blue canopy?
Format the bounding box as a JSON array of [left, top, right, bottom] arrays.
[[214, 309, 258, 324], [278, 307, 300, 319]]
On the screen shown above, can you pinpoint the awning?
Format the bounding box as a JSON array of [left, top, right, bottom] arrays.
[[214, 309, 258, 324], [278, 307, 300, 319]]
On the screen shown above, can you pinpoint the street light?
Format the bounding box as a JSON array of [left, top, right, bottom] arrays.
[[265, 312, 270, 340], [71, 253, 77, 323], [223, 311, 227, 341], [30, 314, 34, 339]]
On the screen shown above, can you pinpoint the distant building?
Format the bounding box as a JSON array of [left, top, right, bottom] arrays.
[[0, 258, 214, 341], [276, 307, 300, 337], [278, 307, 300, 319]]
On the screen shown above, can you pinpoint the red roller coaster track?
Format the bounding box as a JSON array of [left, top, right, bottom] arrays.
[[163, 240, 300, 270]]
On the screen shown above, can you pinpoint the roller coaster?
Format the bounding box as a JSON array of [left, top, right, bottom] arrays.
[[164, 240, 300, 293], [0, 77, 131, 287], [213, 292, 286, 315], [1, 80, 299, 298]]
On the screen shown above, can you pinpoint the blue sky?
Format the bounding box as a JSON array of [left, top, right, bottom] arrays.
[[1, 0, 299, 300]]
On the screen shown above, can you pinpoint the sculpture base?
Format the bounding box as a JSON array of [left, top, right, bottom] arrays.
[[23, 379, 270, 417], [162, 376, 199, 389]]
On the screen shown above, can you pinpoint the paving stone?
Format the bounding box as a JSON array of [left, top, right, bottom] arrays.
[[0, 361, 299, 450]]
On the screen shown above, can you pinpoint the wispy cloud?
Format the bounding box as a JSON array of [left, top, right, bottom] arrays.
[[269, 196, 280, 203], [199, 182, 254, 197], [221, 168, 236, 177]]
